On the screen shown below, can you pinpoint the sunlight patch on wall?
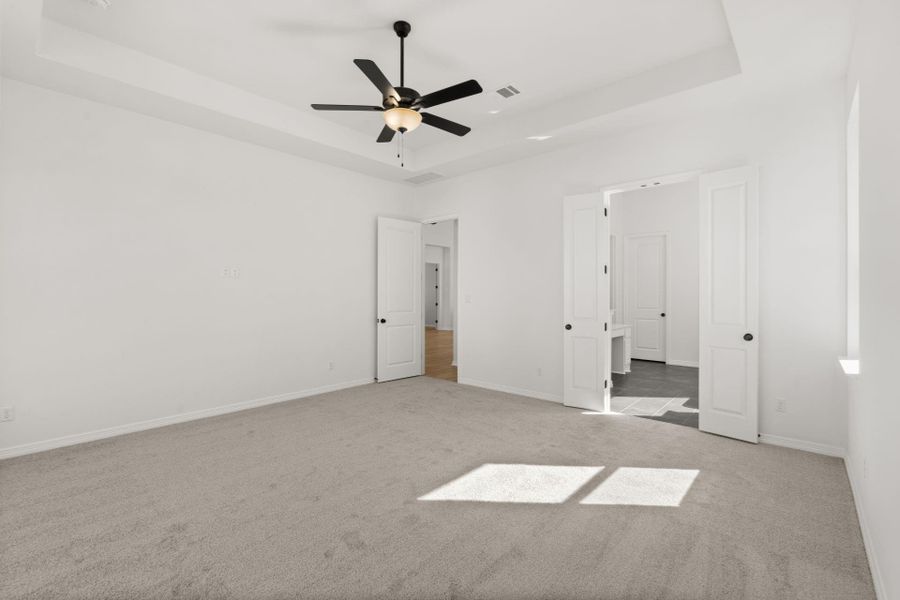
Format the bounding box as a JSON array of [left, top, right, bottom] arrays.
[[418, 463, 604, 504], [579, 467, 699, 506]]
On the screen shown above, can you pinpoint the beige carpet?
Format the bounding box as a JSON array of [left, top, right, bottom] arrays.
[[0, 378, 874, 599]]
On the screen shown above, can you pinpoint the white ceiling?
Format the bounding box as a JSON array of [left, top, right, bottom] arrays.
[[2, 0, 857, 182], [41, 0, 733, 147]]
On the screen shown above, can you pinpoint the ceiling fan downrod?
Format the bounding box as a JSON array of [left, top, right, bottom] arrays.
[[394, 20, 411, 88]]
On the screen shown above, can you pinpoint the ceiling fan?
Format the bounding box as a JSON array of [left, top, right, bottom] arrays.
[[311, 20, 483, 143]]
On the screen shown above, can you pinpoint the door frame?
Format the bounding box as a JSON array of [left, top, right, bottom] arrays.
[[419, 213, 460, 375], [597, 170, 700, 413], [623, 231, 671, 364]]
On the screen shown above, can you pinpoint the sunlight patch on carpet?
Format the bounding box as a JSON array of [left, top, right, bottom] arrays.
[[419, 463, 604, 504], [579, 467, 699, 506]]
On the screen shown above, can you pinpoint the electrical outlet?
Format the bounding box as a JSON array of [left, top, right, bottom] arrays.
[[328, 361, 335, 371], [536, 367, 543, 377], [221, 267, 241, 279], [0, 406, 14, 422], [776, 398, 787, 413]]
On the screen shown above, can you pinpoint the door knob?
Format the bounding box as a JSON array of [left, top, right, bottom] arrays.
[[743, 333, 753, 341], [660, 312, 666, 317], [565, 324, 572, 330], [379, 318, 387, 324]]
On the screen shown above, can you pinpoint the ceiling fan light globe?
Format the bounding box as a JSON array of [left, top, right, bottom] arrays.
[[384, 107, 422, 132]]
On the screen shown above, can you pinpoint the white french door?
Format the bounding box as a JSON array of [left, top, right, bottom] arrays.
[[698, 167, 759, 443], [563, 194, 610, 411], [376, 217, 423, 382], [626, 234, 667, 362]]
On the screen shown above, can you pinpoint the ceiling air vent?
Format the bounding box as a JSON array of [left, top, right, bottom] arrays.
[[405, 172, 444, 185], [495, 84, 521, 99]]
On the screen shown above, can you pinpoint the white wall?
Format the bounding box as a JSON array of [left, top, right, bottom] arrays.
[[0, 79, 410, 456], [423, 220, 454, 247], [610, 181, 699, 367], [414, 80, 848, 451], [844, 0, 900, 597]]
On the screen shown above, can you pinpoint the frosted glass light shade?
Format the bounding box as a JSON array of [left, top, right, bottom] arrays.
[[384, 107, 422, 132]]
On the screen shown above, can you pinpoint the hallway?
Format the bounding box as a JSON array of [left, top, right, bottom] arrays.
[[425, 328, 456, 382]]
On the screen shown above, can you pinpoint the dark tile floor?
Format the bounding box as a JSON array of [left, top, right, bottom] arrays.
[[611, 360, 699, 429]]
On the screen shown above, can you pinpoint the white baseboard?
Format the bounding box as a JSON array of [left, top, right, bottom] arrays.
[[458, 377, 562, 404], [758, 433, 846, 458], [845, 458, 886, 600], [666, 360, 699, 368], [0, 378, 373, 461]]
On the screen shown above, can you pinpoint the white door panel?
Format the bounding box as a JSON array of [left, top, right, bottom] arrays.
[[563, 194, 609, 411], [699, 167, 759, 443], [626, 234, 667, 362], [377, 217, 423, 382]]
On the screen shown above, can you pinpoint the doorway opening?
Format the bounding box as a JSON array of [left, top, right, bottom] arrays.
[[572, 165, 760, 444], [423, 218, 458, 382], [608, 180, 700, 429]]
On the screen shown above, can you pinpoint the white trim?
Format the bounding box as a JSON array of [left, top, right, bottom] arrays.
[[0, 378, 373, 461], [600, 170, 702, 196], [458, 377, 562, 404], [845, 458, 887, 600], [418, 213, 459, 224], [419, 214, 461, 375], [758, 433, 846, 458], [666, 359, 699, 368]]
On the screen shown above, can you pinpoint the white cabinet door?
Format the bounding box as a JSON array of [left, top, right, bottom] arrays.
[[626, 234, 667, 362], [377, 217, 423, 382], [563, 194, 609, 411], [698, 167, 759, 443]]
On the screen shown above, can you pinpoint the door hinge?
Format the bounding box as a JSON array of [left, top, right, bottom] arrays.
[[435, 302, 439, 306], [604, 264, 608, 274], [604, 379, 608, 389], [604, 322, 608, 331], [604, 207, 608, 217]]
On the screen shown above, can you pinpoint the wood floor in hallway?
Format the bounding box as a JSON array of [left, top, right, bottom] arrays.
[[425, 328, 456, 381]]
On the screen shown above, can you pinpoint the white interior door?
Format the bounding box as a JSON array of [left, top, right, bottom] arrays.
[[377, 217, 423, 382], [563, 194, 609, 411], [626, 234, 667, 362], [698, 167, 759, 443]]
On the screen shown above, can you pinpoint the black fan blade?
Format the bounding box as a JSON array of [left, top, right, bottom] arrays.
[[417, 80, 482, 109], [376, 125, 396, 143], [311, 104, 383, 111], [353, 59, 398, 102], [421, 112, 471, 136]]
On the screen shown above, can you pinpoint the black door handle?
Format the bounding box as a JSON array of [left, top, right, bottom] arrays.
[[743, 333, 753, 341], [565, 324, 572, 330], [660, 312, 666, 317], [379, 318, 386, 324]]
